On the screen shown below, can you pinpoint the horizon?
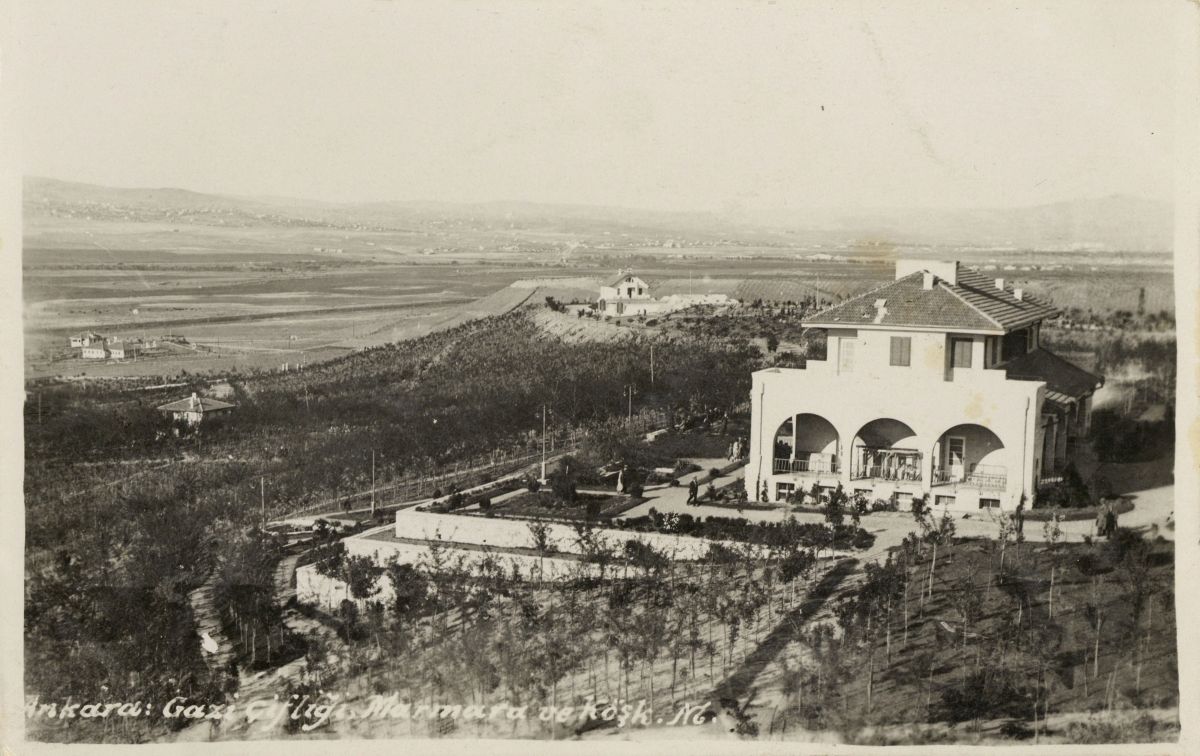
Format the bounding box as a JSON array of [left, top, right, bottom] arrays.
[[23, 174, 1173, 219]]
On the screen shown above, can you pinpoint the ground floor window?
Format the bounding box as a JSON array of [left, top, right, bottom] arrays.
[[979, 498, 1001, 509], [935, 495, 956, 507], [854, 489, 872, 499], [775, 482, 795, 501]]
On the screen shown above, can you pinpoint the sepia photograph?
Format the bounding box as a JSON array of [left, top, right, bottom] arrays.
[[4, 0, 1197, 751]]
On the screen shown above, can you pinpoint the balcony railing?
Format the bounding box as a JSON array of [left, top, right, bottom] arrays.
[[932, 465, 1007, 491], [773, 457, 839, 475], [850, 464, 922, 482]]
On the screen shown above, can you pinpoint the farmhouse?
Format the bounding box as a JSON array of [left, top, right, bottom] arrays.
[[746, 260, 1103, 512], [107, 339, 143, 360], [156, 393, 235, 425], [70, 332, 105, 349], [81, 343, 109, 359], [597, 272, 732, 316], [597, 272, 652, 315]]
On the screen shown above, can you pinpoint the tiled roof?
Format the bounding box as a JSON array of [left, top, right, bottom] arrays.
[[804, 265, 1059, 332], [606, 273, 644, 287], [950, 268, 1059, 330], [1004, 348, 1104, 398], [804, 273, 999, 331], [156, 396, 236, 413]]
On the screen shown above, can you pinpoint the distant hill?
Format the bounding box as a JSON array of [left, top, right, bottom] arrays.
[[24, 177, 1172, 253], [731, 195, 1172, 253]]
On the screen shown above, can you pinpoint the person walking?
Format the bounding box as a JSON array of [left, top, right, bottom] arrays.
[[1015, 499, 1025, 536], [687, 478, 698, 505], [1105, 503, 1118, 540]]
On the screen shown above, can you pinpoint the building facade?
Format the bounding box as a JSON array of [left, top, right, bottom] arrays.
[[745, 260, 1103, 512], [597, 273, 652, 315]]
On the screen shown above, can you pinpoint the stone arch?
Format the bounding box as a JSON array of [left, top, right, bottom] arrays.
[[931, 423, 1007, 486], [850, 417, 921, 481], [771, 412, 840, 472]]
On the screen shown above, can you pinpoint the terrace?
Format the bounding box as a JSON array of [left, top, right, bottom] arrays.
[[772, 457, 839, 475], [931, 463, 1007, 491]]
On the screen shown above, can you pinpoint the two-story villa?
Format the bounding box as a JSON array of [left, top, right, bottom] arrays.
[[746, 260, 1103, 512], [597, 272, 652, 315]]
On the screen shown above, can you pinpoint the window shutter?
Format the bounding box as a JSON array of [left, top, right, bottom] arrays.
[[890, 336, 911, 366]]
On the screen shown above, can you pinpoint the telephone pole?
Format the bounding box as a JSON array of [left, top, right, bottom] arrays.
[[650, 344, 655, 387], [540, 405, 549, 482], [260, 476, 266, 529], [371, 449, 377, 517]]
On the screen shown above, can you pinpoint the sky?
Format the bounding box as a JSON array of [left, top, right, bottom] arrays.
[[13, 0, 1180, 213]]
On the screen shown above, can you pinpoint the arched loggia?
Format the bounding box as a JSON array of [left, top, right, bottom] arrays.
[[850, 418, 921, 482], [771, 413, 839, 474]]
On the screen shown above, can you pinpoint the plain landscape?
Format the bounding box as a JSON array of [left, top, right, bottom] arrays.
[[22, 177, 1177, 745]]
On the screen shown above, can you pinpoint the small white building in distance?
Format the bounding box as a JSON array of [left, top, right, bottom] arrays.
[[597, 272, 731, 317], [107, 339, 143, 360], [746, 260, 1103, 512], [81, 343, 109, 359], [597, 272, 652, 315], [157, 393, 236, 426], [70, 332, 105, 349]]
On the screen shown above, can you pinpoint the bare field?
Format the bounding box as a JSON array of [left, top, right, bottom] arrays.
[[23, 225, 1174, 381]]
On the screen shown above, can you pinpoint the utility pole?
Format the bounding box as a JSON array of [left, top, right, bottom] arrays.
[[260, 476, 266, 529], [540, 404, 549, 482], [371, 449, 377, 517], [650, 344, 655, 387]]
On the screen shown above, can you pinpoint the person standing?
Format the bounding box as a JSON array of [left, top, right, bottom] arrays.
[[687, 478, 698, 504]]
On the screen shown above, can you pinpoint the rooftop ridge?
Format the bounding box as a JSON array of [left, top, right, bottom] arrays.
[[935, 277, 1004, 330]]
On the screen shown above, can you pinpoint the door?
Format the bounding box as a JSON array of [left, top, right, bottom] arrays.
[[947, 436, 966, 481]]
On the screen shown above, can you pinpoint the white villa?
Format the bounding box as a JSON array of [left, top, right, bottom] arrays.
[[597, 272, 730, 316], [746, 260, 1103, 512], [597, 272, 653, 315]]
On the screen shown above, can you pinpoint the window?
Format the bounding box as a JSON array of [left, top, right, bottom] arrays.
[[1002, 328, 1029, 360], [979, 498, 1001, 509], [935, 495, 956, 507], [838, 338, 856, 373], [951, 338, 973, 368], [775, 482, 795, 501], [889, 336, 911, 366]]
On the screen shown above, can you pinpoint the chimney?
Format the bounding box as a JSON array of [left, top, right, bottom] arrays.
[[190, 392, 198, 409], [922, 271, 935, 290], [872, 298, 888, 324], [1013, 288, 1024, 301], [994, 278, 1005, 291]]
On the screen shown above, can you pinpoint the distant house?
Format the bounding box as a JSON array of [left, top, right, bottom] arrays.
[[156, 393, 236, 426], [81, 344, 109, 359], [108, 339, 142, 360], [597, 273, 652, 315], [70, 332, 104, 348], [597, 272, 732, 317]]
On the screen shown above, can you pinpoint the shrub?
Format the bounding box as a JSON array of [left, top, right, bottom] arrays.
[[870, 498, 897, 512], [668, 478, 680, 487], [709, 467, 723, 479], [526, 478, 542, 493]]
